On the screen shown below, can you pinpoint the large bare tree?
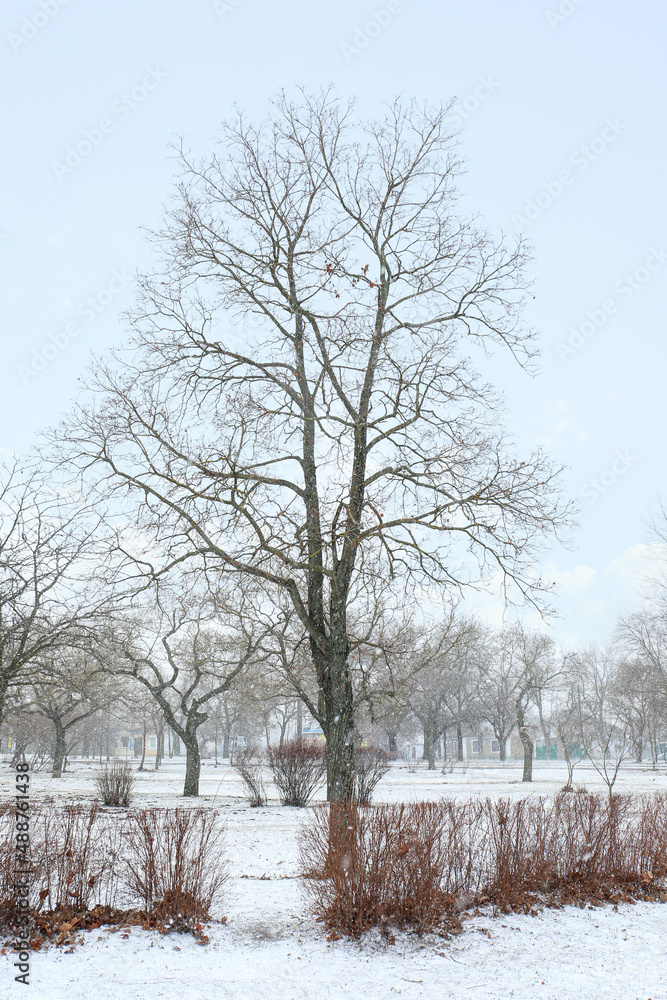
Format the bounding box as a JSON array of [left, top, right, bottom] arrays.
[[54, 91, 571, 800]]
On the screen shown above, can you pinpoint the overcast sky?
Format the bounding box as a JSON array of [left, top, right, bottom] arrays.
[[2, 0, 665, 647]]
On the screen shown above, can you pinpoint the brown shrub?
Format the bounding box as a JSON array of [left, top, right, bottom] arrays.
[[0, 803, 227, 946], [119, 807, 227, 933], [300, 802, 472, 935], [231, 746, 267, 807], [300, 793, 667, 937], [33, 803, 120, 914], [95, 761, 135, 807], [267, 739, 327, 807]]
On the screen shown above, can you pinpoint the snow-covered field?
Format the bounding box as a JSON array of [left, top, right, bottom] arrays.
[[2, 758, 666, 1000]]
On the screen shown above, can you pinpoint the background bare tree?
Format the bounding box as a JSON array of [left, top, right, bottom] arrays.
[[0, 463, 120, 726], [572, 645, 633, 796], [26, 652, 108, 777], [404, 618, 474, 769], [510, 625, 559, 782], [99, 583, 264, 795]]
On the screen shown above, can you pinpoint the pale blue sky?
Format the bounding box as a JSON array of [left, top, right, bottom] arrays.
[[2, 0, 665, 646]]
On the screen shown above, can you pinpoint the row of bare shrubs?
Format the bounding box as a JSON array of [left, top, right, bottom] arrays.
[[232, 739, 390, 808], [300, 793, 667, 938], [0, 802, 226, 947]]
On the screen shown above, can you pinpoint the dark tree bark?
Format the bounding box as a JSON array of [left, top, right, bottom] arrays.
[[183, 717, 202, 797], [52, 719, 66, 778]]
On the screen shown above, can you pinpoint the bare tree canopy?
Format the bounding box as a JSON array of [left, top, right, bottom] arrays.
[[95, 581, 264, 796], [53, 90, 572, 800], [0, 462, 121, 724]]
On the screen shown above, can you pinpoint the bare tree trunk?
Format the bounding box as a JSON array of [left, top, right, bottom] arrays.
[[456, 722, 464, 762], [154, 720, 164, 771], [321, 649, 355, 802], [52, 719, 66, 778], [183, 734, 201, 797], [137, 727, 147, 772], [516, 701, 533, 782], [423, 713, 437, 770], [296, 699, 303, 739]]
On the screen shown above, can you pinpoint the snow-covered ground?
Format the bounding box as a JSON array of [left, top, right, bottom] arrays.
[[2, 758, 666, 1000]]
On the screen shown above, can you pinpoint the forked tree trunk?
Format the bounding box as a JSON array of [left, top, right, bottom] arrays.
[[563, 756, 574, 791], [496, 729, 508, 762]]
